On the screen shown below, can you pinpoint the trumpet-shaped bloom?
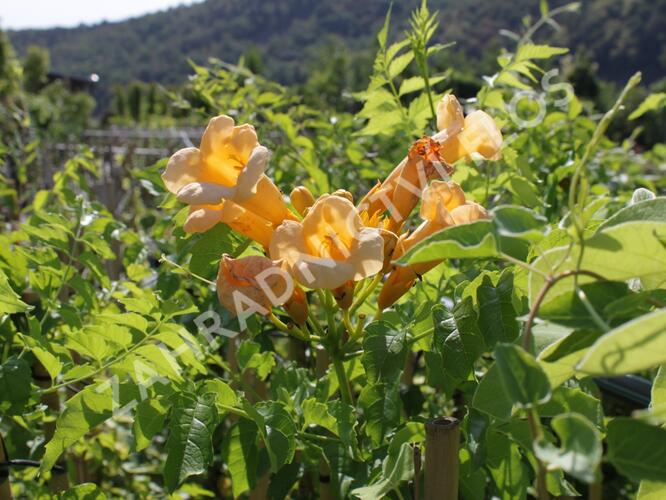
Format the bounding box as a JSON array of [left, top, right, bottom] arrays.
[[378, 181, 489, 308], [433, 95, 503, 162], [162, 115, 294, 230], [216, 254, 291, 316], [269, 194, 384, 290], [184, 201, 274, 248], [358, 95, 501, 227]]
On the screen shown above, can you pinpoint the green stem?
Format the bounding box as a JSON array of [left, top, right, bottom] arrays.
[[159, 254, 215, 286], [332, 355, 353, 406], [350, 273, 383, 314], [527, 409, 550, 500]]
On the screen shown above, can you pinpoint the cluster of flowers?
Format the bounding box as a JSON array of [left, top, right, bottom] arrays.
[[162, 95, 502, 324]]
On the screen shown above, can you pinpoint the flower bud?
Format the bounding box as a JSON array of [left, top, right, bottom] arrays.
[[290, 186, 316, 216]]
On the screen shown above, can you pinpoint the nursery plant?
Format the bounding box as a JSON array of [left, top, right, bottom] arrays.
[[1, 1, 666, 499]]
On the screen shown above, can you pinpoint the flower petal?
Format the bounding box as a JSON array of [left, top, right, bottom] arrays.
[[162, 147, 202, 194], [348, 227, 384, 281], [435, 94, 465, 138], [183, 206, 224, 233], [176, 182, 236, 205], [450, 202, 489, 224], [234, 145, 270, 202]]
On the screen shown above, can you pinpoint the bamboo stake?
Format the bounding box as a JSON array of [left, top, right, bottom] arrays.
[[424, 417, 460, 500]]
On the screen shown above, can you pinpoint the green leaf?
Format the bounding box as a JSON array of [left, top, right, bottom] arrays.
[[607, 418, 666, 482], [221, 419, 261, 498], [432, 304, 477, 382], [539, 387, 603, 428], [398, 75, 447, 96], [638, 480, 666, 500], [351, 442, 414, 499], [186, 224, 244, 278], [32, 346, 63, 380], [60, 483, 106, 499], [534, 413, 602, 483], [598, 197, 666, 231], [515, 44, 568, 61], [237, 340, 276, 380], [486, 430, 530, 499], [399, 220, 498, 265], [362, 321, 407, 383], [0, 268, 31, 314], [472, 363, 513, 420], [539, 281, 630, 328], [538, 329, 599, 387], [41, 384, 118, 472], [629, 93, 666, 120], [246, 400, 296, 472], [133, 399, 167, 452], [0, 358, 32, 413], [164, 393, 218, 492], [530, 222, 666, 303], [199, 379, 237, 414], [476, 272, 519, 348], [494, 344, 551, 408], [493, 205, 547, 242], [388, 52, 414, 79], [577, 309, 666, 375], [359, 381, 401, 447]]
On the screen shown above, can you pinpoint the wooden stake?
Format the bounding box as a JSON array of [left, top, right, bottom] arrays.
[[424, 417, 460, 500]]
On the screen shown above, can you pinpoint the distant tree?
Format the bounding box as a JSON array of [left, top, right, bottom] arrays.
[[23, 45, 50, 93], [147, 83, 158, 116], [112, 86, 127, 117], [242, 45, 265, 75], [0, 30, 21, 98], [127, 82, 143, 123]]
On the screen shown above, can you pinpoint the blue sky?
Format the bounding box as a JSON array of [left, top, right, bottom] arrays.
[[1, 0, 203, 30]]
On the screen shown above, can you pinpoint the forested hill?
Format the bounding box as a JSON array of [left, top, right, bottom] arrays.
[[7, 0, 666, 86]]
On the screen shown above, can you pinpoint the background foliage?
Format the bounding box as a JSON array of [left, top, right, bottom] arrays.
[[1, 1, 666, 499]]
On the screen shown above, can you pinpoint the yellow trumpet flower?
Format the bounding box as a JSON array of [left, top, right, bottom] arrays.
[[269, 194, 384, 290], [378, 181, 489, 309], [162, 115, 295, 229]]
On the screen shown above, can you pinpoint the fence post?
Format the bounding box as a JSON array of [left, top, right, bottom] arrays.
[[425, 417, 460, 500]]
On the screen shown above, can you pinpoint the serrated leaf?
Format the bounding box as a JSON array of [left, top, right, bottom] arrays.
[[515, 44, 568, 61], [248, 401, 296, 472], [164, 393, 218, 492], [398, 75, 447, 96], [0, 268, 31, 314], [41, 384, 115, 472], [629, 93, 666, 120]]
